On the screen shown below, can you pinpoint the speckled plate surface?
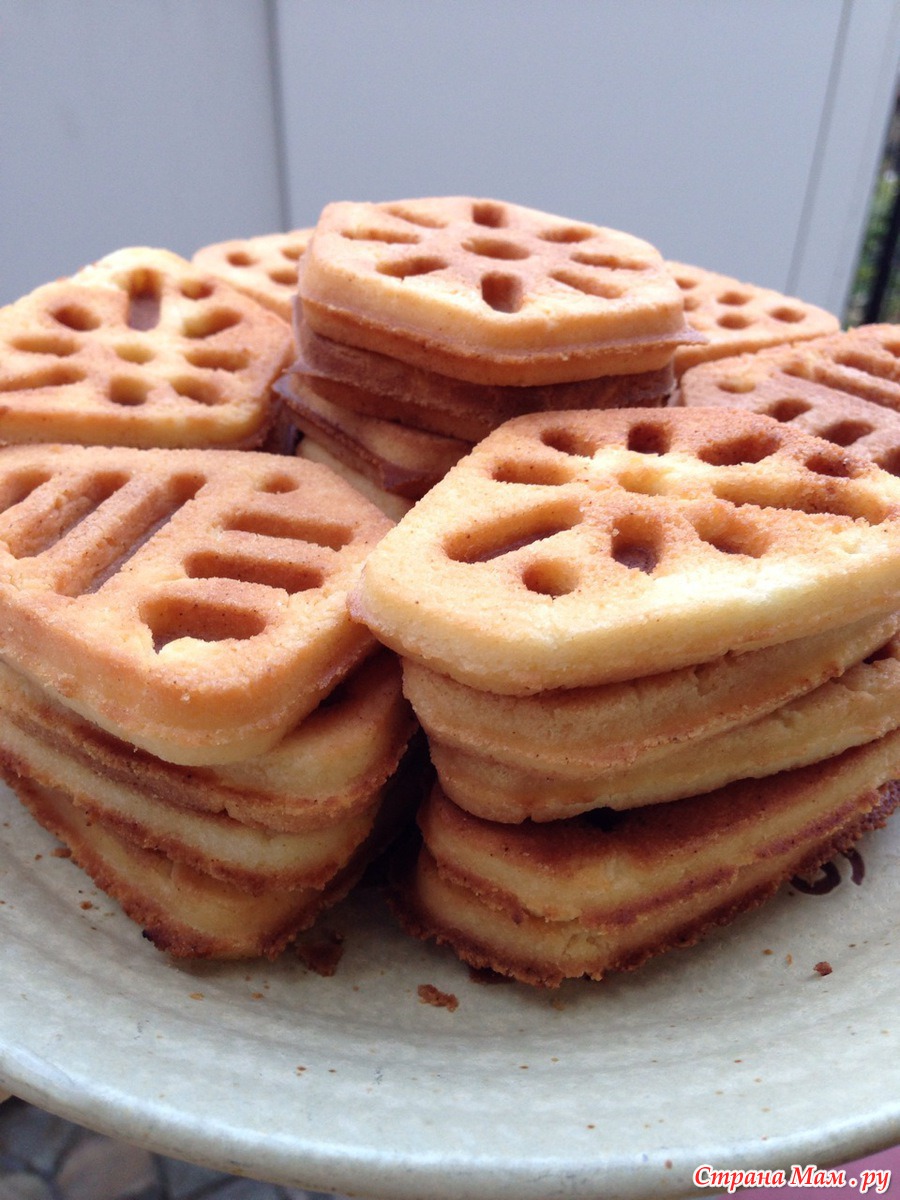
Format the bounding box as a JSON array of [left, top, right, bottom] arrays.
[[0, 780, 898, 1200]]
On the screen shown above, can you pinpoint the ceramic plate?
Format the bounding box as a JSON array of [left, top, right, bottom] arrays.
[[1, 780, 898, 1200]]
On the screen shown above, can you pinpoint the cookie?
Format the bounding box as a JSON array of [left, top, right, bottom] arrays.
[[193, 229, 313, 321], [298, 197, 700, 385], [402, 610, 898, 780], [424, 629, 900, 821], [0, 442, 392, 763], [277, 370, 470, 500], [0, 247, 293, 448], [678, 323, 900, 476], [667, 260, 839, 376], [394, 738, 900, 985], [292, 315, 674, 443], [351, 407, 900, 693]]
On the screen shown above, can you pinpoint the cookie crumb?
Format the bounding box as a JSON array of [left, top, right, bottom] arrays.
[[296, 930, 345, 977], [814, 960, 833, 976], [417, 983, 459, 1011]]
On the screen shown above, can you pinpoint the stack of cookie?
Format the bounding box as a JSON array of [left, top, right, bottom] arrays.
[[0, 442, 418, 958], [278, 196, 702, 516], [350, 405, 900, 986], [0, 246, 294, 450], [677, 323, 900, 477]]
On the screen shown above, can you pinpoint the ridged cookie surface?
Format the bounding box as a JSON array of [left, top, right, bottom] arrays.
[[0, 443, 392, 763], [678, 323, 900, 476]]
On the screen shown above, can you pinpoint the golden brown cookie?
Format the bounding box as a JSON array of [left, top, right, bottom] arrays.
[[424, 629, 900, 821], [292, 316, 674, 443], [402, 610, 899, 781], [393, 738, 900, 986], [351, 407, 900, 693], [667, 260, 839, 376], [277, 370, 470, 501], [298, 197, 700, 385], [677, 323, 900, 476], [0, 247, 293, 448], [0, 442, 392, 763], [14, 773, 406, 959], [193, 229, 313, 321]]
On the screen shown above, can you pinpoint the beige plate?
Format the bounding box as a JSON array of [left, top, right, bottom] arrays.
[[0, 778, 898, 1199]]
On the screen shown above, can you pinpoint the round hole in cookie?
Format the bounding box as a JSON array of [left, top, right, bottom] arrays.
[[171, 376, 221, 405], [182, 308, 242, 339], [769, 305, 805, 324], [552, 270, 624, 300], [444, 502, 581, 564], [471, 201, 508, 228], [184, 346, 250, 372], [0, 364, 85, 393], [382, 204, 446, 230], [463, 237, 530, 261], [268, 267, 298, 286], [539, 427, 600, 457], [713, 376, 757, 395], [107, 376, 149, 406], [184, 550, 323, 595], [804, 449, 861, 479], [877, 447, 900, 477], [609, 515, 663, 574], [259, 473, 299, 494], [281, 242, 307, 262], [180, 278, 215, 301], [717, 290, 752, 306], [481, 272, 525, 314], [226, 251, 255, 267], [51, 304, 101, 332], [377, 256, 446, 279], [698, 431, 782, 466], [819, 419, 874, 447], [11, 334, 79, 357], [767, 398, 811, 422], [538, 225, 594, 244], [114, 342, 155, 365], [627, 421, 670, 455], [492, 458, 576, 486], [716, 312, 752, 330], [692, 511, 770, 558], [521, 558, 580, 597], [833, 351, 876, 375], [142, 596, 267, 653]]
